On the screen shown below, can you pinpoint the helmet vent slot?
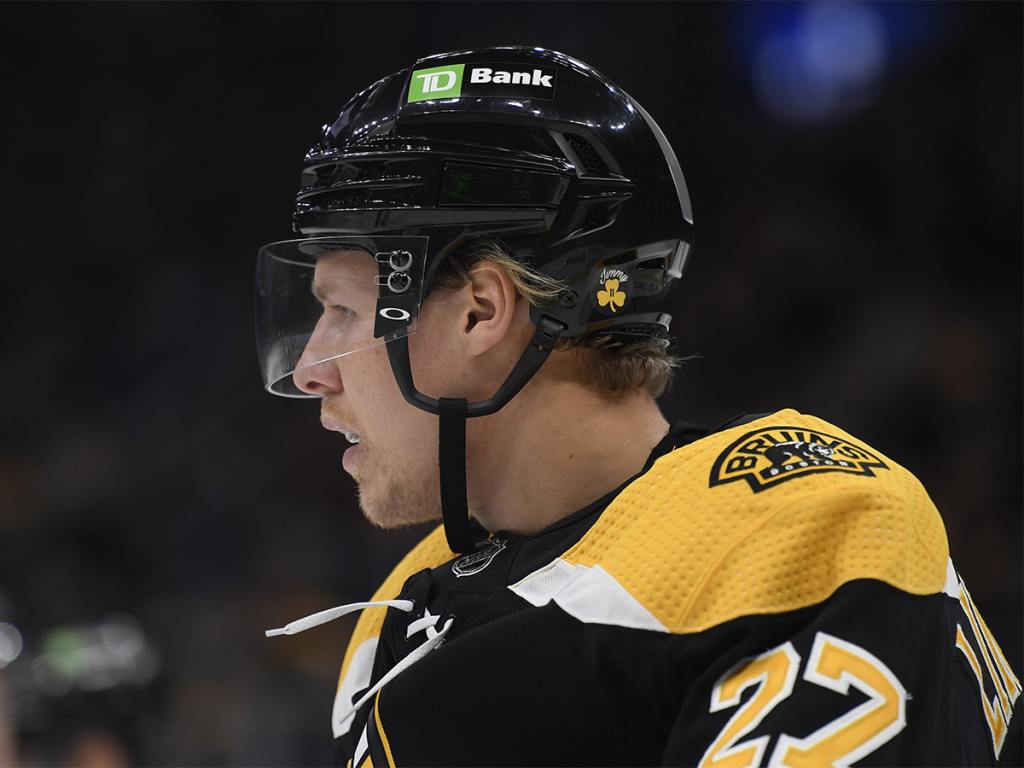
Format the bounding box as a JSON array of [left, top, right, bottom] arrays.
[[400, 120, 563, 158], [582, 203, 614, 230], [301, 158, 422, 192], [564, 133, 610, 177], [576, 200, 622, 235], [298, 188, 416, 210]]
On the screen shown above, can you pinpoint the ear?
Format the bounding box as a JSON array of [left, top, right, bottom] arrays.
[[460, 261, 520, 357]]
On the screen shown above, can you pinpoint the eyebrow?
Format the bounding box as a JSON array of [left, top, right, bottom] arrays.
[[311, 281, 343, 304]]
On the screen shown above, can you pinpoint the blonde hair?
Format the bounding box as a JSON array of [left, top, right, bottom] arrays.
[[431, 238, 684, 397]]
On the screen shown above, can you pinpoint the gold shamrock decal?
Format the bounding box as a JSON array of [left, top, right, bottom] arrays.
[[597, 278, 626, 312]]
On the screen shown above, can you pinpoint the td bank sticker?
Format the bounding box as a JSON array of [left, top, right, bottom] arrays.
[[408, 64, 466, 102], [408, 62, 556, 103]]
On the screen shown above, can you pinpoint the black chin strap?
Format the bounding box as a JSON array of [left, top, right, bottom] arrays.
[[420, 316, 565, 554], [438, 397, 473, 553]]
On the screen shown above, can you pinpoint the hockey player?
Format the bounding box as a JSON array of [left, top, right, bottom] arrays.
[[258, 46, 1021, 766]]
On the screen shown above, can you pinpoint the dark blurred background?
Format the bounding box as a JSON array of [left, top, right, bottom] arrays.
[[0, 1, 1020, 765]]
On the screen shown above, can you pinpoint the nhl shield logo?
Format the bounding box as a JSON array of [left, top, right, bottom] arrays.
[[709, 426, 889, 492], [452, 537, 507, 578]]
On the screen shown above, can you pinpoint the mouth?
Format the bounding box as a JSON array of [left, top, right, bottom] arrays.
[[321, 415, 365, 475], [321, 416, 360, 441]]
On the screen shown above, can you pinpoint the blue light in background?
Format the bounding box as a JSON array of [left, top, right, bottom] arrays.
[[729, 1, 950, 124]]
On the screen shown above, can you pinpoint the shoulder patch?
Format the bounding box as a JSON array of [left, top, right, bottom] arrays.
[[561, 408, 949, 635], [709, 423, 889, 492]]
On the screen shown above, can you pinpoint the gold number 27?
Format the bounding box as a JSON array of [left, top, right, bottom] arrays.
[[699, 632, 907, 768]]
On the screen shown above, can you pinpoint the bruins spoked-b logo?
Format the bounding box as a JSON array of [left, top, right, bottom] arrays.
[[709, 426, 889, 492]]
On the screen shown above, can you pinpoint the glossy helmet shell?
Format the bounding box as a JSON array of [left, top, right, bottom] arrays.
[[293, 45, 694, 341]]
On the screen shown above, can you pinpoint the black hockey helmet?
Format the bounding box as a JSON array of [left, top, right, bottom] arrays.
[[256, 46, 694, 551]]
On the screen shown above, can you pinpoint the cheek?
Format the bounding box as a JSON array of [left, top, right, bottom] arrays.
[[407, 321, 466, 400], [359, 345, 438, 457]]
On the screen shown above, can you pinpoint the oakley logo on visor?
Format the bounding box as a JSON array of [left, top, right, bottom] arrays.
[[379, 307, 411, 321]]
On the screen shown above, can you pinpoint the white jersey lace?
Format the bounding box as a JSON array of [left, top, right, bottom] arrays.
[[265, 599, 454, 732]]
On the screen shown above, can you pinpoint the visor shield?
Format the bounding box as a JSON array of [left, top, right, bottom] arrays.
[[256, 235, 427, 397]]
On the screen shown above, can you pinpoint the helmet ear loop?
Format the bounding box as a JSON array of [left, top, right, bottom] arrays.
[[385, 316, 567, 553]]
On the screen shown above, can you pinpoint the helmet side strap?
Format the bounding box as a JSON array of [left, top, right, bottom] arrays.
[[438, 397, 474, 553], [387, 317, 567, 553]]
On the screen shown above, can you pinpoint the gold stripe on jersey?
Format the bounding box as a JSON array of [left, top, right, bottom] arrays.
[[374, 691, 398, 768], [561, 408, 950, 635], [336, 525, 455, 691]]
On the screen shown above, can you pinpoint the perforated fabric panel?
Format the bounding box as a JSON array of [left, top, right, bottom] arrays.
[[337, 525, 454, 690], [561, 408, 950, 635], [509, 559, 577, 604]]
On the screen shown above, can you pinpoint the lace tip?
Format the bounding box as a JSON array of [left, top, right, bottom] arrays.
[[265, 628, 286, 638]]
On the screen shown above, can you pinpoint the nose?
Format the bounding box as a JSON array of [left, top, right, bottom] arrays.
[[292, 357, 343, 397], [292, 317, 344, 397]]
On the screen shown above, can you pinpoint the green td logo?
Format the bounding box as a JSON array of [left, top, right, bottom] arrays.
[[408, 64, 465, 102]]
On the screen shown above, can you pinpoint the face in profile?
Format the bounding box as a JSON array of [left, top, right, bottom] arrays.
[[292, 249, 448, 529]]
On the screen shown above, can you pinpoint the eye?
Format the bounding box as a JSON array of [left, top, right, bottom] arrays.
[[330, 304, 354, 318]]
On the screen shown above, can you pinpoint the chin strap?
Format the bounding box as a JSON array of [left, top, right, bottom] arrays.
[[438, 397, 473, 553], [428, 316, 566, 554]]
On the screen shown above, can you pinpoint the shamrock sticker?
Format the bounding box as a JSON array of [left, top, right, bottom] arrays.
[[597, 278, 627, 312]]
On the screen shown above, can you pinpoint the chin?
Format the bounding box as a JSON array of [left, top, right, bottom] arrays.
[[356, 475, 442, 530]]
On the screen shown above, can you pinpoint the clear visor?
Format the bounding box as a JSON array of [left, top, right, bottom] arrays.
[[255, 235, 427, 397]]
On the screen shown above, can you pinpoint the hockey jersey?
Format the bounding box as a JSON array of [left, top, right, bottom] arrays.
[[325, 408, 1021, 766]]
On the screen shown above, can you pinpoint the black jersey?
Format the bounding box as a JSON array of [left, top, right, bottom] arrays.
[[329, 409, 1021, 766]]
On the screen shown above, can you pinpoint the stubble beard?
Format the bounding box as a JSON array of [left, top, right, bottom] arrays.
[[354, 457, 442, 529]]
